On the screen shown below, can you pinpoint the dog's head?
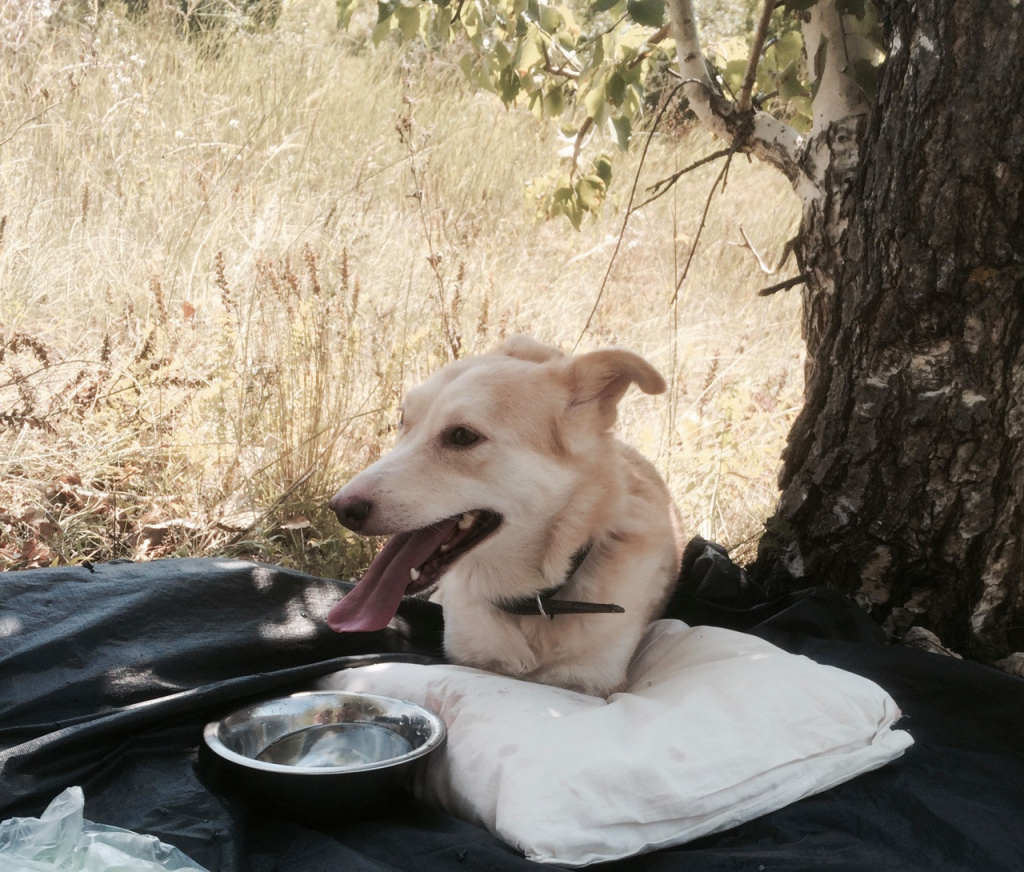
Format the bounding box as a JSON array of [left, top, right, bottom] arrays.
[[326, 336, 665, 632]]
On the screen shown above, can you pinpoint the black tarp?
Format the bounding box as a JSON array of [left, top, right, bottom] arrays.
[[2, 546, 1023, 872]]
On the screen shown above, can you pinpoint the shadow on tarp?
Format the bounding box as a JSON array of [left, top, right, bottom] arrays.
[[2, 548, 1023, 872]]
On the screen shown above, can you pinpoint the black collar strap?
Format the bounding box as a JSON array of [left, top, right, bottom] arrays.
[[494, 544, 625, 619]]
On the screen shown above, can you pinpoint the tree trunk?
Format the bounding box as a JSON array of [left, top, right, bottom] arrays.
[[755, 0, 1024, 660]]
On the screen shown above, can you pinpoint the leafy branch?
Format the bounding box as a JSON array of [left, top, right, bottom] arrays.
[[339, 0, 884, 231]]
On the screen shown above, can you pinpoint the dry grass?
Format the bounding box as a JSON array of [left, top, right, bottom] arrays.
[[0, 0, 803, 578]]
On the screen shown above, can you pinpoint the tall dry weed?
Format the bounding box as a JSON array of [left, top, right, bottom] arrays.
[[1, 0, 803, 575]]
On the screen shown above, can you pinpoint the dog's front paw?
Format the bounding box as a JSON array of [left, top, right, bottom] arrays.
[[443, 616, 538, 678]]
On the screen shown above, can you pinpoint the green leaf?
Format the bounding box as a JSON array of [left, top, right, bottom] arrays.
[[584, 78, 610, 128], [371, 17, 393, 44], [723, 58, 747, 96], [777, 60, 809, 101], [494, 39, 512, 68], [336, 0, 359, 28], [605, 70, 626, 106], [837, 0, 866, 18], [577, 175, 606, 213], [430, 5, 453, 42], [769, 30, 804, 72], [611, 114, 631, 150], [623, 83, 643, 117], [565, 197, 583, 229], [626, 0, 664, 29], [592, 0, 621, 12], [552, 184, 575, 204], [376, 0, 398, 24], [527, 87, 545, 118], [395, 4, 421, 40], [517, 34, 545, 71], [459, 52, 495, 92], [538, 5, 560, 33], [594, 155, 613, 186], [790, 98, 812, 133], [544, 87, 566, 117], [498, 65, 521, 104], [462, 0, 481, 38], [789, 95, 812, 129]]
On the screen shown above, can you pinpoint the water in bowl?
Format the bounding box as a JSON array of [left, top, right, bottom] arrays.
[[256, 722, 414, 768]]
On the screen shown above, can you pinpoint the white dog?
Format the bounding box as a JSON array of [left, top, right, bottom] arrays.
[[327, 336, 683, 697]]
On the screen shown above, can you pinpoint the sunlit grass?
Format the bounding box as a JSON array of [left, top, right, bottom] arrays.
[[0, 0, 803, 575]]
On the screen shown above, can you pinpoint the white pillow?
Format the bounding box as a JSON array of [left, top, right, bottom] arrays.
[[317, 620, 912, 866]]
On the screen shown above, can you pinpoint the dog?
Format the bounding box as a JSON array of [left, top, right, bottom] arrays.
[[327, 335, 684, 697]]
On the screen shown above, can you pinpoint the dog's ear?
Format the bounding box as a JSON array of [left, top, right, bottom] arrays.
[[567, 349, 666, 428], [492, 334, 566, 364]]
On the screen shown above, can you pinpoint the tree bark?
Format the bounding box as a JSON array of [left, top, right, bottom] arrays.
[[756, 0, 1024, 660]]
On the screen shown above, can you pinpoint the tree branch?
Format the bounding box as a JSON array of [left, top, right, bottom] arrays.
[[628, 23, 672, 71], [570, 116, 594, 179], [736, 0, 776, 114], [803, 0, 872, 134], [635, 148, 733, 211], [574, 83, 686, 350], [665, 0, 808, 190], [738, 225, 777, 274], [543, 62, 580, 81], [758, 272, 809, 296], [671, 147, 737, 305], [667, 0, 732, 143]]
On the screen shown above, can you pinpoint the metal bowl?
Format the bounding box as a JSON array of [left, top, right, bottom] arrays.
[[200, 691, 446, 823]]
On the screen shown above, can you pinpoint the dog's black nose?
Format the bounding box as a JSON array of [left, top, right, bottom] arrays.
[[330, 494, 373, 532]]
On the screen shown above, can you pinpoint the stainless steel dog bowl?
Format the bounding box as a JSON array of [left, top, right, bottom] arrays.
[[200, 691, 445, 823]]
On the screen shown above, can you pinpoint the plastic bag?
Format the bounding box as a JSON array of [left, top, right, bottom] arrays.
[[0, 787, 210, 872]]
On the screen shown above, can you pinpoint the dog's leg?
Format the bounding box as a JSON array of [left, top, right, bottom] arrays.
[[443, 603, 539, 679]]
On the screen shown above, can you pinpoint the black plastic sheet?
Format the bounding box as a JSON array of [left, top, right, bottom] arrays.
[[2, 548, 1023, 871]]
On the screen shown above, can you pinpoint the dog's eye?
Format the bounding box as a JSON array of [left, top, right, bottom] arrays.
[[445, 426, 481, 447]]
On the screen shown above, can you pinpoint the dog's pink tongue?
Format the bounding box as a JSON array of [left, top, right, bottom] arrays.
[[327, 520, 458, 633]]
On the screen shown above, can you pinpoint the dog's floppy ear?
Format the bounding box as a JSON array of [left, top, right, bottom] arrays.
[[492, 334, 566, 364], [567, 349, 666, 429]]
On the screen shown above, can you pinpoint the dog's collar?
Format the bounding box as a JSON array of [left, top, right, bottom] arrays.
[[494, 544, 625, 619]]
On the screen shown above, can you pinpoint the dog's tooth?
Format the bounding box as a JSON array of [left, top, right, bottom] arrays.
[[440, 543, 450, 552], [409, 567, 421, 581], [458, 512, 477, 530]]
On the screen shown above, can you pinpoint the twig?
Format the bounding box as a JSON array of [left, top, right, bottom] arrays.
[[575, 12, 628, 50], [757, 272, 809, 296], [537, 31, 582, 78], [635, 148, 733, 211], [667, 0, 803, 180], [573, 83, 687, 350], [570, 117, 594, 179], [738, 225, 776, 274], [736, 0, 777, 114], [775, 235, 797, 272], [670, 146, 737, 305], [627, 24, 672, 71], [543, 62, 580, 80]]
